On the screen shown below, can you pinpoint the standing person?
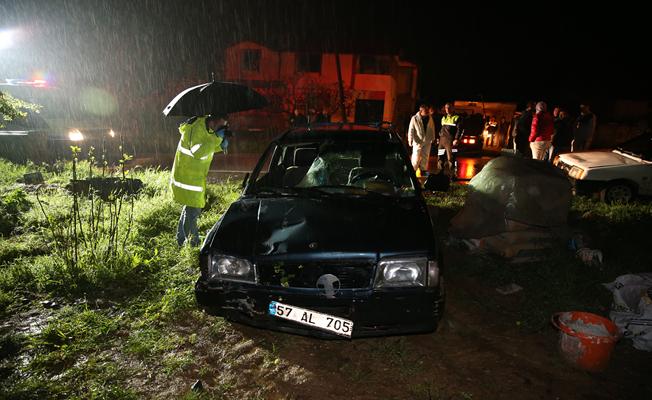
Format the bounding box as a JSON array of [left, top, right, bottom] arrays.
[[484, 115, 498, 146], [499, 115, 509, 146], [171, 114, 230, 246], [528, 101, 554, 160], [314, 108, 330, 123], [572, 103, 597, 152], [512, 101, 535, 158], [290, 108, 307, 127], [437, 102, 463, 171], [549, 108, 572, 161], [307, 108, 318, 125], [407, 104, 436, 174]]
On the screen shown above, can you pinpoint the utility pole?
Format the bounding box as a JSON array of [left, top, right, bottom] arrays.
[[335, 53, 347, 123]]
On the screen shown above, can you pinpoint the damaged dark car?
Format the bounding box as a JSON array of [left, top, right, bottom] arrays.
[[196, 124, 445, 338]]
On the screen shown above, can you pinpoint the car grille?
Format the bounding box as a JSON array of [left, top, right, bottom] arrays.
[[256, 260, 375, 289]]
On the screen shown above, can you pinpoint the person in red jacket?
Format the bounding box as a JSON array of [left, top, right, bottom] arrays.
[[529, 101, 554, 160]]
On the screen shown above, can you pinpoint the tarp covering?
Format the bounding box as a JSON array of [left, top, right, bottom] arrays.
[[450, 156, 572, 239]]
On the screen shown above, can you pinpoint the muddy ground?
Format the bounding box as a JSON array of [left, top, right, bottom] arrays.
[[3, 248, 650, 400], [166, 273, 651, 400]]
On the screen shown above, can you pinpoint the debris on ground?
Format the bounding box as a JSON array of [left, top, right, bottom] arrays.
[[465, 229, 554, 261], [569, 232, 604, 266], [576, 248, 603, 266], [22, 172, 44, 185], [191, 379, 203, 392], [40, 300, 59, 309], [604, 273, 652, 351], [496, 283, 523, 295]]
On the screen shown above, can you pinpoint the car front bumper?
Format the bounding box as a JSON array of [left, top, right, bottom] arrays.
[[195, 279, 444, 339]]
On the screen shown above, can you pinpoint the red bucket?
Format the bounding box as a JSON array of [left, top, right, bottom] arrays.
[[551, 311, 619, 372]]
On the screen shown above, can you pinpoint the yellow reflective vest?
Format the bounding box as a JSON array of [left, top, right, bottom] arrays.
[[440, 114, 462, 140], [170, 117, 223, 208]]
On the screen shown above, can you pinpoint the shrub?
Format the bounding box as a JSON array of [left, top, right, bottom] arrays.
[[0, 188, 31, 236]]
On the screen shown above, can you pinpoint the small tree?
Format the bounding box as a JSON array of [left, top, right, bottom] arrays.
[[0, 91, 41, 128]]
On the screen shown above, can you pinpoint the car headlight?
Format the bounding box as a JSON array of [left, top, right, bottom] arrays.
[[568, 166, 585, 179], [552, 156, 560, 166], [209, 254, 255, 283], [375, 258, 427, 288]]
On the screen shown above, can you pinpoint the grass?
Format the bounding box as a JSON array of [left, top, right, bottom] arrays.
[[0, 156, 242, 399], [0, 187, 31, 237], [2, 155, 651, 398]]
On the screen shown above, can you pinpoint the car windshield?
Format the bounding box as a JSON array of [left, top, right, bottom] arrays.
[[250, 140, 416, 197], [615, 133, 652, 161]]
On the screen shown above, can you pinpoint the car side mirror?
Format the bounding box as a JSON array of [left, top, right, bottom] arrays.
[[242, 172, 250, 189], [423, 172, 450, 192]]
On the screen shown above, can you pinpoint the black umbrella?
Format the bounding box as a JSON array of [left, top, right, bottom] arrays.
[[162, 81, 268, 117]]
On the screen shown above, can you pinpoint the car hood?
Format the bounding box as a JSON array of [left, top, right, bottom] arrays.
[[558, 150, 643, 169], [208, 195, 434, 259]]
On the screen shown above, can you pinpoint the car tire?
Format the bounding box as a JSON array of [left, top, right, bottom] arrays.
[[603, 182, 636, 203]]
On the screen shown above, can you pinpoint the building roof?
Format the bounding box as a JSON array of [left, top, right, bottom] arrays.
[[226, 39, 415, 64]]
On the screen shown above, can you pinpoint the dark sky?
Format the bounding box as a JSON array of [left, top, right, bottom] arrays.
[[1, 0, 650, 106]]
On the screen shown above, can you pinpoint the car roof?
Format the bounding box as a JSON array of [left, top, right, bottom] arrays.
[[278, 123, 400, 144]]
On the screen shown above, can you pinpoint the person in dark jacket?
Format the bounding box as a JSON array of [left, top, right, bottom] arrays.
[[437, 102, 463, 171], [549, 108, 572, 161], [290, 108, 308, 127], [512, 101, 535, 158], [572, 103, 597, 151], [529, 101, 554, 160], [314, 108, 330, 123]]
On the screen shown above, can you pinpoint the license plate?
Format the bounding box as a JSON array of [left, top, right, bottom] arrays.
[[268, 301, 353, 338]]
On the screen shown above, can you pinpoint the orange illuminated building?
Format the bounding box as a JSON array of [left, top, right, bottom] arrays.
[[224, 41, 418, 131]]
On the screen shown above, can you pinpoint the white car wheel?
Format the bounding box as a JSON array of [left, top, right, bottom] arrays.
[[604, 183, 634, 203]]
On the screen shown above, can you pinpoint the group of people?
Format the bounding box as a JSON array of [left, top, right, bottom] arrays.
[[168, 101, 597, 246], [407, 102, 463, 174], [289, 108, 331, 127], [512, 101, 597, 161]]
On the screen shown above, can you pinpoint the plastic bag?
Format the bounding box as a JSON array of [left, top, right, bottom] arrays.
[[604, 273, 652, 351]]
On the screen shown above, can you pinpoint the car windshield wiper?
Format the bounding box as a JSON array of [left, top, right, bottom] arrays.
[[293, 186, 337, 197], [311, 185, 396, 198]]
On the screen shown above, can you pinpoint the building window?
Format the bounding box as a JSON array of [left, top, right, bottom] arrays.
[[242, 49, 261, 72], [296, 53, 321, 73], [357, 55, 391, 75]]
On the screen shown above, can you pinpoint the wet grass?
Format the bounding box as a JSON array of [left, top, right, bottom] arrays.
[[0, 156, 243, 398], [2, 157, 651, 398]]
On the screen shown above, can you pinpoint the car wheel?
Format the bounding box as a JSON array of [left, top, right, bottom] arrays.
[[603, 182, 635, 203]]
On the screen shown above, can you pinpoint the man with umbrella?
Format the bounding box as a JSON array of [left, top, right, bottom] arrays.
[[171, 114, 230, 246], [163, 80, 267, 246]]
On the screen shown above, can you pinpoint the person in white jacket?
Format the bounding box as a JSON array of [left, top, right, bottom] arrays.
[[407, 104, 436, 173]]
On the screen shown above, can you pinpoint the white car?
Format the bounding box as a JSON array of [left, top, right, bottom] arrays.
[[554, 133, 652, 202]]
